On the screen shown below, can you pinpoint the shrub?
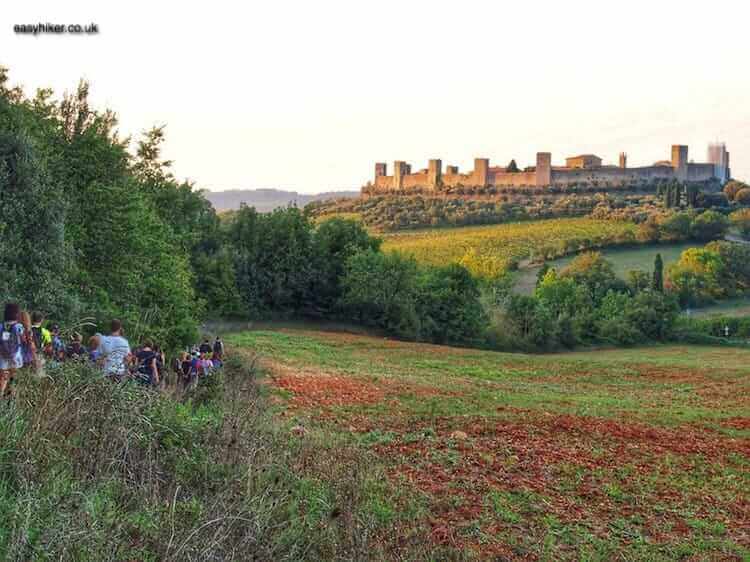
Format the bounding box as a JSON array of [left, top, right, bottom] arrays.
[[734, 188, 750, 205], [597, 316, 644, 346], [666, 248, 726, 306], [730, 208, 750, 238], [626, 269, 651, 293], [560, 252, 624, 303], [625, 291, 680, 340], [341, 249, 419, 338], [690, 210, 729, 242], [723, 180, 747, 202], [658, 212, 692, 241], [415, 263, 486, 344]]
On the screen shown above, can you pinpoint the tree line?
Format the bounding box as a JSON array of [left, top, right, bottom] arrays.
[[0, 69, 487, 348]]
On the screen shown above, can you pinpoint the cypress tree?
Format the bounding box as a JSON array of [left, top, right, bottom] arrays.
[[652, 253, 664, 292]]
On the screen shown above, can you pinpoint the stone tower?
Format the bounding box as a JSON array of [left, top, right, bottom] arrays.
[[427, 159, 442, 190], [374, 162, 387, 182], [671, 145, 688, 181], [619, 152, 627, 168], [393, 161, 407, 190], [473, 158, 489, 187], [535, 152, 552, 186]]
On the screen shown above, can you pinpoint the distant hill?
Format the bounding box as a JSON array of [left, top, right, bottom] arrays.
[[205, 188, 359, 212]]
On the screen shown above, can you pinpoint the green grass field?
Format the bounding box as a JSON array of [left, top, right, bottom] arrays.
[[229, 328, 750, 560], [688, 297, 750, 318], [513, 242, 699, 295]]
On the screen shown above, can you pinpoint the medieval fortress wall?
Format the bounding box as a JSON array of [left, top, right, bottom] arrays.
[[367, 144, 730, 192]]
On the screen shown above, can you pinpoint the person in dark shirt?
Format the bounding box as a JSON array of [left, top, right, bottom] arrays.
[[135, 339, 159, 386], [180, 352, 195, 389], [199, 338, 212, 355], [66, 333, 88, 362], [153, 344, 166, 387], [212, 336, 224, 360]]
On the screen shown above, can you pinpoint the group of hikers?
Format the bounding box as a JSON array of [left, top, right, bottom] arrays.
[[0, 302, 225, 398]]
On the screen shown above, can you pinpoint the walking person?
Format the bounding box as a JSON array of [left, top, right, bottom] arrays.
[[199, 337, 212, 355], [0, 304, 24, 398], [212, 335, 225, 360], [135, 339, 160, 387], [30, 311, 51, 374], [66, 333, 88, 362], [49, 324, 66, 364], [19, 310, 36, 369], [96, 319, 131, 380]]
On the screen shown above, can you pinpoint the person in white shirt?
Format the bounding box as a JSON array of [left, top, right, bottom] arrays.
[[95, 319, 131, 379]]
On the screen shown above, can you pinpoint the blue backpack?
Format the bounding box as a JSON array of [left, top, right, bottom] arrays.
[[0, 322, 22, 362]]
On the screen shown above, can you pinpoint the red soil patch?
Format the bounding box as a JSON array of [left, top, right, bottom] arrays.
[[266, 361, 451, 409], [721, 417, 750, 430], [351, 412, 750, 553]]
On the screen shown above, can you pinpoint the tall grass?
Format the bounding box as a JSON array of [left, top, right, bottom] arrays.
[[0, 358, 433, 560]]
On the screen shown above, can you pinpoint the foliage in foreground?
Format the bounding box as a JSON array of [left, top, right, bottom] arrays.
[[0, 360, 430, 561]]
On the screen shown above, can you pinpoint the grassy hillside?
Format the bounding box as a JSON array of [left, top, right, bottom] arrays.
[[381, 218, 638, 278], [229, 328, 750, 560], [513, 241, 699, 295]]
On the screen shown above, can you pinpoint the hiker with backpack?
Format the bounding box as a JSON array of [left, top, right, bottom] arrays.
[[134, 339, 160, 387], [199, 337, 212, 355], [0, 303, 25, 398]]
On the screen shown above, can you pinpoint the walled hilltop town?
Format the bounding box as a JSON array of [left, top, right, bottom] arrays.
[[365, 143, 730, 192]]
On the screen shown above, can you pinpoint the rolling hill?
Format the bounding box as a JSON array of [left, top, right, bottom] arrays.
[[205, 188, 358, 212]]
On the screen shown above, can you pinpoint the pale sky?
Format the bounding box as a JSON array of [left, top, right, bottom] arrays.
[[2, 0, 749, 192]]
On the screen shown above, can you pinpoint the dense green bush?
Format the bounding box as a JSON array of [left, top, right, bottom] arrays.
[[415, 264, 486, 344], [666, 241, 750, 306], [690, 209, 729, 241], [340, 250, 486, 344]]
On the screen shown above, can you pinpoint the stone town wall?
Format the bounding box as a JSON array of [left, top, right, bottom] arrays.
[[549, 166, 676, 187], [368, 145, 726, 192]]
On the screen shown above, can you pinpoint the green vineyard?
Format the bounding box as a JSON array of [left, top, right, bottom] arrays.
[[382, 218, 639, 278]]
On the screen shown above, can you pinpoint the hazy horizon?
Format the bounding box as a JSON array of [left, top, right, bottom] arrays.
[[4, 0, 749, 193]]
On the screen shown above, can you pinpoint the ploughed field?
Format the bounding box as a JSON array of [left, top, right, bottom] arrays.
[[229, 329, 749, 560], [380, 218, 638, 278]]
